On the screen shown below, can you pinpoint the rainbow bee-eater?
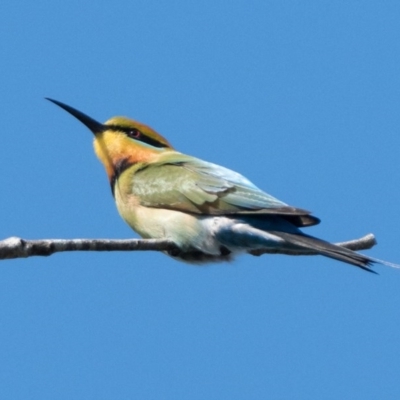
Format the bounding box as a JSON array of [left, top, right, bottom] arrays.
[[47, 98, 394, 273]]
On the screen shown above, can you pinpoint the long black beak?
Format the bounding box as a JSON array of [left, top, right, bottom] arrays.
[[46, 98, 104, 134]]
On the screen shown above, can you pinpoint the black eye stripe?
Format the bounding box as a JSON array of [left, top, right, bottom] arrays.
[[107, 125, 168, 149]]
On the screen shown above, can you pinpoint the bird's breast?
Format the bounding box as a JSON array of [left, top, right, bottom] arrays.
[[114, 184, 196, 239]]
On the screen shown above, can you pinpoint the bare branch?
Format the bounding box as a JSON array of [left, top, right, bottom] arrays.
[[0, 234, 377, 260], [335, 234, 377, 251]]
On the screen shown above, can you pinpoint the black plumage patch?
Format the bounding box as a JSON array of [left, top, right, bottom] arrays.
[[110, 158, 135, 197]]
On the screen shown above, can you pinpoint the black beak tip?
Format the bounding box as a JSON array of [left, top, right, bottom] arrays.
[[45, 97, 104, 134], [45, 97, 63, 106]]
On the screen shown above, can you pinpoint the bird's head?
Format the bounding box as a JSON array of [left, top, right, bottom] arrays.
[[46, 99, 174, 182]]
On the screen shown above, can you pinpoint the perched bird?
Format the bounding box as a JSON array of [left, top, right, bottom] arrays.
[[47, 98, 393, 273]]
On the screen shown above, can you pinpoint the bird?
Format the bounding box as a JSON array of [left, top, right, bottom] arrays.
[[46, 98, 395, 273]]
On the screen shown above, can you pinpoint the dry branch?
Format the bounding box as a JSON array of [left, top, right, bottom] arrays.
[[0, 234, 377, 260]]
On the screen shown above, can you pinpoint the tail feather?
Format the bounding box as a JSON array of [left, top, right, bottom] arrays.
[[271, 231, 378, 273]]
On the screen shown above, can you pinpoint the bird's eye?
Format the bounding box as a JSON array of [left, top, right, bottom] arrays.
[[128, 129, 141, 139]]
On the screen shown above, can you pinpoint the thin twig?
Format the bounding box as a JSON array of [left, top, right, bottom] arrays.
[[0, 234, 377, 260]]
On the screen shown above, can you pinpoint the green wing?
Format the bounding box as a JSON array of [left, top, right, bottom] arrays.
[[127, 153, 320, 227]]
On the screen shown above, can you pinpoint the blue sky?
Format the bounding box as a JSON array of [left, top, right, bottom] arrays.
[[1, 1, 400, 399]]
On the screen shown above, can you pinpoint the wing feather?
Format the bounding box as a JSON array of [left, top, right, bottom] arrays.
[[129, 153, 320, 227]]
